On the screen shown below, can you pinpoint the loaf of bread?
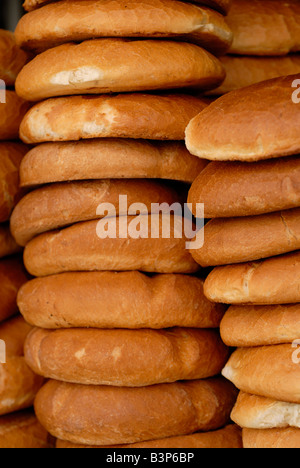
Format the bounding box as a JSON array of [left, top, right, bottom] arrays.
[[0, 315, 32, 357], [0, 142, 28, 223], [0, 410, 53, 448], [0, 357, 44, 416], [18, 271, 225, 329], [34, 378, 238, 445], [16, 0, 232, 55], [22, 0, 232, 15], [204, 251, 300, 305], [56, 425, 242, 448], [0, 92, 30, 141], [221, 304, 300, 347], [210, 55, 300, 94], [16, 39, 225, 102], [243, 427, 300, 449], [0, 256, 29, 323], [191, 208, 300, 267], [20, 93, 208, 144], [227, 0, 300, 55], [231, 392, 300, 429], [19, 140, 208, 187], [11, 179, 183, 246], [0, 313, 43, 416], [188, 156, 300, 218], [0, 143, 28, 223], [186, 75, 300, 162], [222, 345, 300, 403], [23, 215, 200, 277], [0, 29, 29, 86], [0, 224, 21, 259], [25, 327, 229, 386]]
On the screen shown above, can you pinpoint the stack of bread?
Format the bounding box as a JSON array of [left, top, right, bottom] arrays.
[[0, 29, 51, 448], [210, 0, 300, 95], [10, 0, 242, 448], [187, 74, 300, 448]]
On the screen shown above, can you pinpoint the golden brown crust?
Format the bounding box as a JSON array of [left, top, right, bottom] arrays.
[[210, 55, 300, 95], [11, 179, 183, 246], [0, 256, 29, 323], [222, 345, 300, 404], [0, 92, 30, 142], [221, 304, 300, 347], [20, 93, 208, 144], [0, 315, 42, 417], [0, 315, 32, 357], [0, 29, 29, 87], [192, 208, 300, 267], [188, 156, 300, 218], [23, 0, 232, 15], [231, 392, 300, 430], [19, 140, 208, 188], [23, 215, 200, 277], [25, 327, 229, 386], [34, 378, 237, 445], [17, 271, 225, 329], [0, 410, 53, 448], [227, 0, 300, 56], [16, 39, 225, 102], [0, 142, 28, 223], [0, 356, 44, 416], [16, 0, 232, 55], [0, 224, 21, 259], [186, 75, 300, 162], [56, 425, 242, 448], [204, 251, 300, 305], [243, 427, 300, 449]]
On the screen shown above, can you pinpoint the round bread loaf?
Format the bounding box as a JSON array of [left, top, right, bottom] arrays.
[[23, 0, 232, 15], [16, 39, 225, 102], [188, 156, 300, 218], [19, 140, 208, 187], [56, 425, 242, 448], [0, 143, 28, 223], [0, 356, 44, 416], [20, 93, 208, 144], [221, 304, 300, 347], [0, 314, 42, 417], [0, 315, 32, 357], [25, 327, 228, 386], [0, 256, 29, 323], [0, 410, 53, 449], [186, 75, 300, 162], [25, 327, 229, 386], [0, 224, 21, 259], [222, 345, 300, 404], [11, 179, 183, 246], [16, 0, 232, 55], [231, 392, 300, 430], [243, 427, 300, 449], [227, 0, 300, 56], [0, 92, 30, 141], [191, 208, 300, 267], [18, 271, 225, 329], [210, 55, 300, 95], [204, 251, 300, 305], [34, 378, 238, 445], [0, 29, 29, 86], [23, 215, 200, 277]]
